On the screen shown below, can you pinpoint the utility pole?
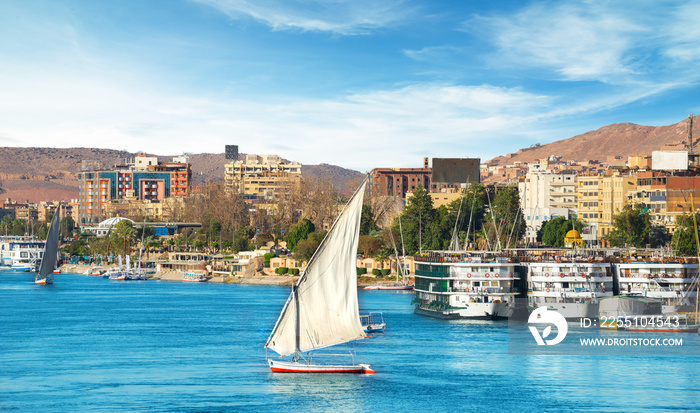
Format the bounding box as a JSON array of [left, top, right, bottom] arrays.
[[688, 114, 694, 154]]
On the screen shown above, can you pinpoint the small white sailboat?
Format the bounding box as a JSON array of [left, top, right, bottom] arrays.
[[35, 212, 60, 285], [265, 180, 375, 374]]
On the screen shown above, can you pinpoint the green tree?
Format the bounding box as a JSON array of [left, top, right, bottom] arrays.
[[358, 234, 384, 257], [64, 238, 87, 256], [395, 186, 434, 255], [425, 205, 453, 250], [605, 205, 651, 248], [446, 183, 487, 250], [60, 216, 75, 238], [538, 217, 586, 247], [360, 204, 379, 236], [671, 213, 700, 255], [285, 218, 315, 251], [110, 220, 137, 256], [487, 186, 526, 248]]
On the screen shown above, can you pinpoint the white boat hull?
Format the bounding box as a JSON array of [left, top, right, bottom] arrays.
[[35, 275, 53, 285], [531, 302, 599, 320], [414, 301, 514, 319], [364, 285, 413, 291], [268, 359, 375, 374]]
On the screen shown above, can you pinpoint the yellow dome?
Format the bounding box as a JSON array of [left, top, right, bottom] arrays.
[[565, 229, 583, 247]]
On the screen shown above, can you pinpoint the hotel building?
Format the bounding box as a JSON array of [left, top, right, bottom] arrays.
[[77, 153, 191, 224]]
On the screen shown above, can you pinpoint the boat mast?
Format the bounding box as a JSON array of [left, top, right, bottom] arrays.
[[293, 284, 300, 362], [691, 193, 700, 316]]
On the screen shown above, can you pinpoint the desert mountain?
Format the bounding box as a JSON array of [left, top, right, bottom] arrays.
[[0, 148, 363, 203], [489, 116, 698, 166]]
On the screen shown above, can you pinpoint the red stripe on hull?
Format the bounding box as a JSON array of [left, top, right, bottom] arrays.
[[270, 367, 375, 374]]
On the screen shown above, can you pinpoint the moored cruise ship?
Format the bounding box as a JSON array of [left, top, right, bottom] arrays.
[[0, 236, 45, 271], [614, 260, 698, 314], [413, 252, 524, 319], [526, 259, 613, 319]]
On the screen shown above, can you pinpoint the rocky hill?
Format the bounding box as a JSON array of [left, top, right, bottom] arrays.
[[489, 116, 698, 166], [0, 147, 364, 203]]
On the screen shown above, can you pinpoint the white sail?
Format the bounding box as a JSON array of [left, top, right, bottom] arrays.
[[38, 212, 60, 278], [267, 182, 367, 356], [118, 255, 123, 271], [126, 255, 131, 271]]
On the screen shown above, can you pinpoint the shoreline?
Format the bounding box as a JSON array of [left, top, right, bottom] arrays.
[[58, 263, 411, 287]]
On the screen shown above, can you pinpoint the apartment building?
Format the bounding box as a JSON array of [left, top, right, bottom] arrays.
[[518, 162, 577, 243], [371, 168, 431, 199], [224, 154, 303, 205], [77, 153, 192, 224]]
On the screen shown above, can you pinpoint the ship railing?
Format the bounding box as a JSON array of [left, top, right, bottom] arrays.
[[448, 287, 519, 294], [452, 270, 516, 279], [620, 273, 698, 279], [531, 287, 607, 293], [530, 271, 611, 278]]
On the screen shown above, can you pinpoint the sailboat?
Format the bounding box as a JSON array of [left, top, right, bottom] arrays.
[[364, 221, 413, 291], [265, 181, 375, 374], [35, 212, 60, 285]]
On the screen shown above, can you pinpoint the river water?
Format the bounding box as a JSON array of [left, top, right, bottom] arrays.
[[1, 272, 698, 412]]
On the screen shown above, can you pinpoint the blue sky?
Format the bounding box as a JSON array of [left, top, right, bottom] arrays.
[[1, 0, 700, 172]]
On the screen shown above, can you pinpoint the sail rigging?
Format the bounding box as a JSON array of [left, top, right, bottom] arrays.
[[37, 212, 60, 280], [266, 181, 367, 357]]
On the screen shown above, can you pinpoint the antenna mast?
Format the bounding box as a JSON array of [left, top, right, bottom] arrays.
[[688, 114, 694, 154]]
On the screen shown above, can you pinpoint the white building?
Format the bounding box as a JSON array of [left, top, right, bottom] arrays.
[[518, 162, 577, 243]]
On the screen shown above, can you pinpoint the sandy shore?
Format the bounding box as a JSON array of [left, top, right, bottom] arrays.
[[60, 263, 299, 285], [59, 263, 408, 287]]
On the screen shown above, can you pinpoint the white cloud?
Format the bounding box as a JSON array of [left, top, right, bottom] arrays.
[[470, 2, 645, 83], [403, 45, 463, 62], [0, 61, 557, 171], [192, 0, 414, 35]]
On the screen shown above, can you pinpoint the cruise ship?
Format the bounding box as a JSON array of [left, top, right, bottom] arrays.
[[413, 252, 524, 319], [0, 236, 45, 272], [526, 258, 613, 319], [614, 260, 698, 314]]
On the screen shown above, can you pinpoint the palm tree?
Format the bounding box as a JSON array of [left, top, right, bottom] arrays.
[[110, 220, 137, 257]]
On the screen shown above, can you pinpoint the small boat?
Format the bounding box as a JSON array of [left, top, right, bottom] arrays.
[[265, 180, 375, 374], [107, 256, 127, 280], [360, 312, 386, 333], [364, 284, 413, 291], [85, 266, 104, 277], [182, 271, 207, 282], [364, 219, 413, 291], [35, 212, 60, 285]]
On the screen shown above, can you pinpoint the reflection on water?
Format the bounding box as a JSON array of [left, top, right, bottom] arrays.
[[0, 272, 699, 411]]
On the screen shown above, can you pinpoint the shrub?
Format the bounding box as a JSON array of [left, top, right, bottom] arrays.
[[356, 267, 367, 275], [372, 268, 381, 276], [274, 267, 289, 275], [289, 268, 300, 275], [263, 252, 276, 267], [381, 269, 391, 276]]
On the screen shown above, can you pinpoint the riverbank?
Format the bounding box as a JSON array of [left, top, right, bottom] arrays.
[[59, 263, 410, 287], [59, 263, 300, 286]]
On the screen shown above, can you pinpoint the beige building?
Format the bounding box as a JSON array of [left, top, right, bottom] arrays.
[[578, 172, 638, 241], [405, 191, 463, 209], [224, 154, 303, 205], [576, 175, 603, 245], [599, 173, 638, 238]]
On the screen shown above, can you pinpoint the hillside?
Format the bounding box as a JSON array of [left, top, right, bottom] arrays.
[[0, 148, 363, 203], [489, 116, 698, 166]]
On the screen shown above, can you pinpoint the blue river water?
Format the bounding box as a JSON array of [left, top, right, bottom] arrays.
[[1, 272, 699, 412]]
